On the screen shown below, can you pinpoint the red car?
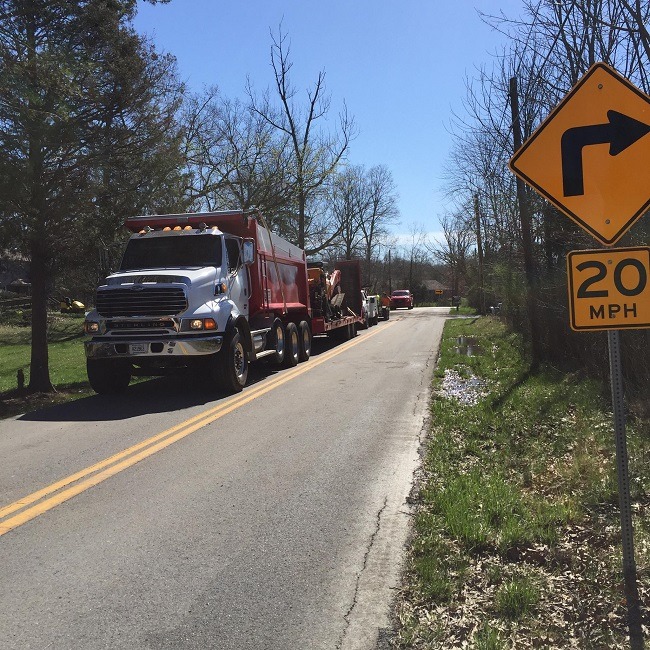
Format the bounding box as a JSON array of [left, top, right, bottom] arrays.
[[390, 289, 414, 309]]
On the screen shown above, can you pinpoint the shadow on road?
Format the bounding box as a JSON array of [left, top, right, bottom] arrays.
[[17, 337, 347, 423]]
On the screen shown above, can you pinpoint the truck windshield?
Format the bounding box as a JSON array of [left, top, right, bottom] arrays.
[[120, 234, 223, 271]]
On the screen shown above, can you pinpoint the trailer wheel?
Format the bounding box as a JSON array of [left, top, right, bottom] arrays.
[[298, 321, 311, 361], [87, 358, 131, 395], [284, 322, 300, 367], [217, 327, 248, 392], [269, 318, 285, 366]]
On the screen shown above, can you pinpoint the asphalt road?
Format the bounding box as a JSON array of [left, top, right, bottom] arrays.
[[0, 307, 449, 650]]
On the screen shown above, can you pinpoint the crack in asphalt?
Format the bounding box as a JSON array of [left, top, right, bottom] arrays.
[[336, 496, 389, 649]]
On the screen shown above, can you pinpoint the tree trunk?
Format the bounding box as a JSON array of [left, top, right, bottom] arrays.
[[298, 188, 306, 250], [510, 76, 541, 371], [28, 238, 54, 393], [474, 193, 486, 315]]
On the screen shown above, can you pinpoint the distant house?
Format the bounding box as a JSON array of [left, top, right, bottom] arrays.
[[423, 279, 452, 302], [8, 278, 31, 295], [1, 250, 30, 294]]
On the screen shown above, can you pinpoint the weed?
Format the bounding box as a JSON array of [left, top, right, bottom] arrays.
[[494, 574, 540, 619], [473, 622, 504, 650]]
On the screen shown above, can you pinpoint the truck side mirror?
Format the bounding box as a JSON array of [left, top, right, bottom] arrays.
[[242, 240, 255, 265]]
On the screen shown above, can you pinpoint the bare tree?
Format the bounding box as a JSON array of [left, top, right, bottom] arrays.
[[247, 26, 356, 254], [427, 212, 473, 296], [402, 223, 428, 291], [358, 165, 400, 263], [327, 163, 400, 262], [181, 88, 293, 218], [328, 165, 365, 260]]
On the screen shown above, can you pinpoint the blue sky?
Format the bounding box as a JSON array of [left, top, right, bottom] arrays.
[[133, 1, 523, 241]]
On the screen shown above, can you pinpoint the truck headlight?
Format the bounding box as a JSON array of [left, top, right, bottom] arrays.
[[189, 318, 217, 330], [84, 321, 100, 334]]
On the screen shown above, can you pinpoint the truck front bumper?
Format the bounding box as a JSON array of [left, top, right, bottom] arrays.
[[85, 335, 223, 359]]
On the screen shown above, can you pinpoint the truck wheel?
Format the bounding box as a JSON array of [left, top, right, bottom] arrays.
[[298, 321, 311, 361], [87, 359, 131, 395], [284, 322, 300, 367], [269, 318, 285, 366], [217, 327, 248, 392]]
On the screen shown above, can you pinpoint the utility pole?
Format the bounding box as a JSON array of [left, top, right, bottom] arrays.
[[510, 76, 541, 370], [387, 249, 392, 294]]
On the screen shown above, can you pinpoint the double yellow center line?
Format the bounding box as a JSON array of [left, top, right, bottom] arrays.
[[0, 323, 394, 536]]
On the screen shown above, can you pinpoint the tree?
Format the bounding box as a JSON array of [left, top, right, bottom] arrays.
[[358, 165, 400, 263], [427, 212, 473, 296], [181, 87, 293, 220], [328, 165, 366, 260], [0, 0, 184, 392], [247, 26, 356, 254], [402, 222, 428, 292]]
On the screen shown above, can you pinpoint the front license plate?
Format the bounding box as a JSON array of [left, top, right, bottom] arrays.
[[129, 343, 147, 354]]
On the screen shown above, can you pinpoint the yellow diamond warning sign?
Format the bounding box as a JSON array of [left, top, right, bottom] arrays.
[[510, 63, 650, 245], [567, 247, 650, 331]]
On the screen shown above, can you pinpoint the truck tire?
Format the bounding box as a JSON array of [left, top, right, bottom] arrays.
[[217, 327, 248, 392], [298, 321, 311, 362], [284, 322, 300, 367], [87, 358, 131, 395], [269, 318, 285, 366]]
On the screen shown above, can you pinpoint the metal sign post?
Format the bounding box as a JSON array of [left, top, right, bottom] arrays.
[[608, 330, 643, 649]]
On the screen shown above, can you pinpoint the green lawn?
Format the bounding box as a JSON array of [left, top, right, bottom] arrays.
[[0, 314, 95, 418], [0, 315, 89, 393]]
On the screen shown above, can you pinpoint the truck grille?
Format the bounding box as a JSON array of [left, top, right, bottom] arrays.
[[106, 319, 176, 334], [96, 287, 187, 317]]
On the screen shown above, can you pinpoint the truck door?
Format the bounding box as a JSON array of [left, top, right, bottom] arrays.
[[224, 236, 249, 318]]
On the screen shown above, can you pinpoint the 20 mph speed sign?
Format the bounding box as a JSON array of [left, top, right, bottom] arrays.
[[567, 247, 650, 331]]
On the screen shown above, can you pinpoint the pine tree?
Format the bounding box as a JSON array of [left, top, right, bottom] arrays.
[[0, 0, 185, 392]]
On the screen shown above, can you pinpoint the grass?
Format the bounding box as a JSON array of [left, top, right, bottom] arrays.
[[0, 313, 94, 418], [394, 316, 650, 648], [494, 573, 540, 618]]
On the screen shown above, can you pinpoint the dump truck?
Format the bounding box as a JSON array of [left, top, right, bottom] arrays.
[[84, 211, 363, 394]]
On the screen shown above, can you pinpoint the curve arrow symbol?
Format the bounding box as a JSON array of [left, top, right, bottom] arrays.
[[561, 110, 650, 196]]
